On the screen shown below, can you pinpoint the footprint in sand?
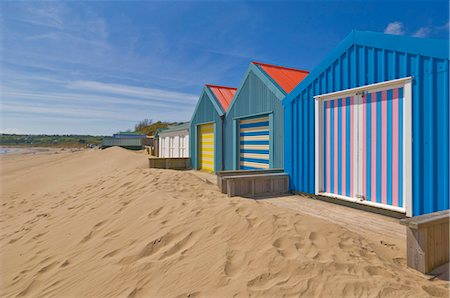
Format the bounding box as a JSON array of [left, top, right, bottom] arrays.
[[272, 214, 290, 231], [272, 237, 299, 259], [223, 249, 246, 277], [422, 285, 449, 297], [147, 207, 164, 219], [119, 231, 197, 265], [159, 232, 196, 260], [234, 205, 261, 228], [247, 272, 288, 290], [308, 231, 328, 248], [210, 225, 222, 235]]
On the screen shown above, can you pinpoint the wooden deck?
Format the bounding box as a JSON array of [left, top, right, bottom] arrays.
[[190, 170, 406, 243], [267, 195, 406, 243]]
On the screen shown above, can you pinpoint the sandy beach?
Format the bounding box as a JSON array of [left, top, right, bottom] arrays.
[[0, 147, 448, 297]]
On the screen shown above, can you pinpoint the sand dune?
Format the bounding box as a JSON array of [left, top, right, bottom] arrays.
[[1, 147, 448, 297]]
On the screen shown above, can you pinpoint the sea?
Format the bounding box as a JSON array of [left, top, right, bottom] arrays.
[[0, 147, 50, 155]]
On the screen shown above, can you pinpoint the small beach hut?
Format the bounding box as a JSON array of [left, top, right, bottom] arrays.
[[224, 62, 309, 170], [157, 122, 190, 158], [101, 132, 146, 150], [283, 30, 449, 216], [190, 85, 237, 172]]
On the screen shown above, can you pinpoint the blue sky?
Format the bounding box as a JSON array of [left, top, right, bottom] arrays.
[[1, 1, 448, 135]]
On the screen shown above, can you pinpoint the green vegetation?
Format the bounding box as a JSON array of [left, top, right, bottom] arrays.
[[134, 119, 175, 136], [0, 134, 105, 147], [0, 119, 179, 147]]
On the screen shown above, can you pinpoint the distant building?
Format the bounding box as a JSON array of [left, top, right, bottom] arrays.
[[101, 132, 146, 150], [112, 132, 147, 139]]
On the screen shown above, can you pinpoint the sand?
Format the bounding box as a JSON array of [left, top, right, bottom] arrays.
[[0, 147, 448, 297]]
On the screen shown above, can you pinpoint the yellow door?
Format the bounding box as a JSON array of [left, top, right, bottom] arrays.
[[198, 123, 214, 172]]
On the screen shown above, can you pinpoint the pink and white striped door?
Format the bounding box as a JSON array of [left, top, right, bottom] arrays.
[[323, 96, 357, 198], [360, 87, 404, 209], [322, 86, 405, 210]]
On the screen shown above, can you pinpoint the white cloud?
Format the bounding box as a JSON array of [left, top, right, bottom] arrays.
[[1, 89, 186, 110], [413, 27, 431, 38], [384, 21, 405, 35], [437, 21, 450, 31], [67, 81, 198, 104], [1, 102, 136, 121]]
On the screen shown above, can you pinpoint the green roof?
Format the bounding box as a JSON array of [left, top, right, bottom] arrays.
[[156, 122, 190, 136]]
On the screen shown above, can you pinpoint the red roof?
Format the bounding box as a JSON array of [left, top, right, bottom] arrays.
[[206, 84, 237, 112], [253, 62, 309, 93]]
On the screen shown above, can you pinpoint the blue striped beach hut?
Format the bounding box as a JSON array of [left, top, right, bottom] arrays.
[[224, 62, 309, 170], [283, 30, 449, 216]]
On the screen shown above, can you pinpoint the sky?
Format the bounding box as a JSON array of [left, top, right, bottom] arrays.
[[1, 0, 449, 136]]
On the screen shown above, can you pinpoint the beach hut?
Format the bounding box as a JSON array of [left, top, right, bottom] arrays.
[[112, 132, 147, 139], [283, 30, 449, 216], [224, 62, 309, 170], [157, 122, 190, 158], [101, 132, 146, 150], [190, 85, 237, 172]]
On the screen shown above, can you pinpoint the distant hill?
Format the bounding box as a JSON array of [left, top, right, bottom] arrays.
[[134, 120, 176, 136], [0, 134, 104, 147]]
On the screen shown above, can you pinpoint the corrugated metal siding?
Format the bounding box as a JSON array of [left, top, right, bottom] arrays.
[[190, 92, 223, 172], [224, 71, 284, 169], [285, 43, 449, 216]]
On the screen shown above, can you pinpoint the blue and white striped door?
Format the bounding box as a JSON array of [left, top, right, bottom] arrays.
[[239, 115, 270, 170]]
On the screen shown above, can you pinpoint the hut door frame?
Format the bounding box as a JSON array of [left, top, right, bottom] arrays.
[[314, 77, 413, 216]]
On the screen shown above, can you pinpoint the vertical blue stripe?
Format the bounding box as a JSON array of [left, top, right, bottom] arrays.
[[366, 93, 372, 201], [376, 91, 382, 203], [398, 87, 404, 207], [345, 97, 351, 197], [387, 89, 393, 206], [323, 103, 327, 191], [337, 98, 342, 195], [330, 100, 335, 193]]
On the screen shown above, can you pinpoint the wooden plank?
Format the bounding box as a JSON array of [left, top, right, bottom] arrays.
[[225, 174, 289, 198], [417, 227, 427, 273], [223, 173, 288, 180], [217, 168, 284, 177], [400, 209, 450, 229], [149, 158, 191, 170], [427, 225, 435, 272], [217, 169, 284, 194], [406, 228, 418, 270]]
